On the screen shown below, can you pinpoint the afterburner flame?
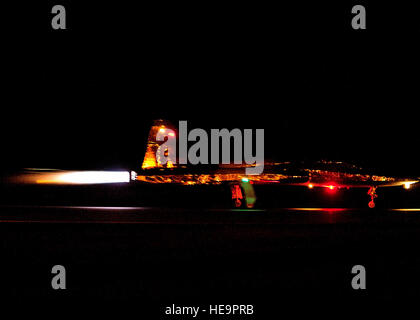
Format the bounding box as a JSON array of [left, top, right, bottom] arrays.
[[34, 171, 130, 184]]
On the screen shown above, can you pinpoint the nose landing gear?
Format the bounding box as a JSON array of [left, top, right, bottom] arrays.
[[367, 186, 377, 208]]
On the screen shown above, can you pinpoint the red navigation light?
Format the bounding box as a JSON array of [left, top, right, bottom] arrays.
[[325, 185, 337, 193]]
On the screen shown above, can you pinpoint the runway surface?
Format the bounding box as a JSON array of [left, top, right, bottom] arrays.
[[2, 205, 420, 308], [1, 205, 420, 224]]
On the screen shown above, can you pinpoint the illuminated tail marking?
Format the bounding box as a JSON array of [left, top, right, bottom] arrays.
[[141, 119, 176, 169]]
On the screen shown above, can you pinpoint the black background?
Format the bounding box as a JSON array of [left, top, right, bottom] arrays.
[[1, 1, 420, 313], [2, 1, 419, 175]]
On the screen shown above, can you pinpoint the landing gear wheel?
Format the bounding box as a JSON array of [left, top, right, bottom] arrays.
[[231, 184, 244, 208], [367, 186, 378, 209]]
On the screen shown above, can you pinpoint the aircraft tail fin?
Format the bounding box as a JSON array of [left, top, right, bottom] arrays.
[[141, 119, 176, 170]]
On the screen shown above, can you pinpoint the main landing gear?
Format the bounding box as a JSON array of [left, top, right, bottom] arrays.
[[231, 184, 244, 208], [367, 186, 377, 208], [230, 180, 257, 209]]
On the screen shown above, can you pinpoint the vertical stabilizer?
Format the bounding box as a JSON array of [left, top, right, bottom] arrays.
[[142, 120, 176, 169]]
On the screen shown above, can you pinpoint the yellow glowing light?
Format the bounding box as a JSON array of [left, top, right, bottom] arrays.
[[308, 184, 314, 189], [159, 128, 166, 133], [404, 182, 412, 189]]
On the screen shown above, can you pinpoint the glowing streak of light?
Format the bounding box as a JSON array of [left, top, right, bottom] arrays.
[[289, 208, 346, 212], [36, 171, 130, 184]]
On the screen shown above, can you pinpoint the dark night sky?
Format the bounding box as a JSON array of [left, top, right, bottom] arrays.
[[2, 1, 419, 176]]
